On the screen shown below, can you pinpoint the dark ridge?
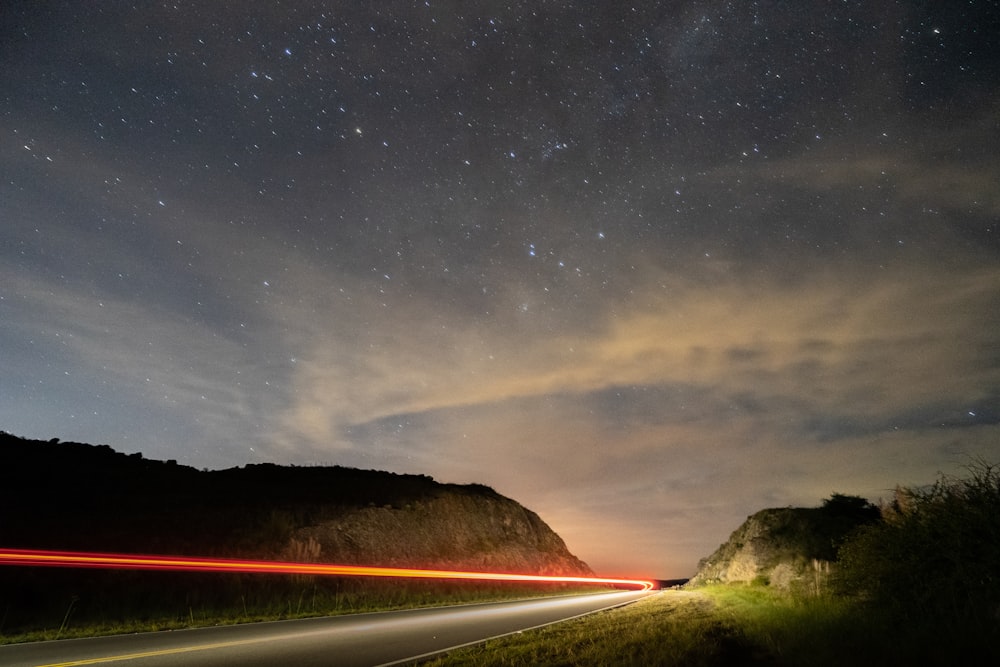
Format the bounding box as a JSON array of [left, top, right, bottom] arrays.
[[0, 431, 575, 570], [0, 431, 595, 637]]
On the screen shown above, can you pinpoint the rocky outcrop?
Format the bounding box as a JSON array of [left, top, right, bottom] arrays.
[[292, 492, 592, 575], [689, 496, 879, 592]]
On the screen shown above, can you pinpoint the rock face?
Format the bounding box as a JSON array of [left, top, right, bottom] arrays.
[[689, 496, 879, 592], [293, 492, 592, 575]]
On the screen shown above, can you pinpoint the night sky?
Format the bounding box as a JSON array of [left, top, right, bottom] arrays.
[[2, 2, 999, 576]]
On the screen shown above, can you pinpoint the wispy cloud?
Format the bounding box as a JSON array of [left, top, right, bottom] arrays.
[[254, 251, 999, 572]]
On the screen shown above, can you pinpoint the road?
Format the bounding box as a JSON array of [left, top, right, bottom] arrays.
[[0, 590, 655, 667]]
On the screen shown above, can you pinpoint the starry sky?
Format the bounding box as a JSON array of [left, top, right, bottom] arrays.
[[2, 2, 999, 577]]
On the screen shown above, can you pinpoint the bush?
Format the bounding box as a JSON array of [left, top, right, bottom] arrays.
[[836, 460, 1000, 657]]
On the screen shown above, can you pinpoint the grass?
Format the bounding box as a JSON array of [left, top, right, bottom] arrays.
[[420, 584, 990, 666], [420, 589, 769, 666], [695, 585, 881, 667]]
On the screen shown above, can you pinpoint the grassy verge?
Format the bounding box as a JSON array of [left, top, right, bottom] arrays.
[[422, 584, 1000, 666], [694, 585, 882, 667], [701, 585, 998, 666], [420, 589, 771, 666]]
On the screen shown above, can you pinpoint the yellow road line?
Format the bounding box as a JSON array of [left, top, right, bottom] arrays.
[[36, 636, 269, 666]]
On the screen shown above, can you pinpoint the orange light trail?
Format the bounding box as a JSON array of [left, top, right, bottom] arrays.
[[0, 548, 655, 591]]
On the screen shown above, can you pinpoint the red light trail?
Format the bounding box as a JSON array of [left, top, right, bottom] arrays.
[[0, 548, 655, 590]]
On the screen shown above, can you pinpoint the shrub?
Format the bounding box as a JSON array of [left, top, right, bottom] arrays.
[[836, 460, 1000, 657]]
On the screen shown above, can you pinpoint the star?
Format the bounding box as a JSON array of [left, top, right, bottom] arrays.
[[1, 0, 998, 578]]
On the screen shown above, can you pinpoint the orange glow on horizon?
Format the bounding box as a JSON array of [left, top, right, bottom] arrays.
[[0, 548, 655, 590]]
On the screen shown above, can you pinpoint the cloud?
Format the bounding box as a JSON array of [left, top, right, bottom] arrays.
[[256, 249, 1000, 572], [0, 266, 277, 464], [276, 253, 999, 443], [4, 0, 998, 579], [748, 109, 1000, 241], [6, 181, 995, 573]]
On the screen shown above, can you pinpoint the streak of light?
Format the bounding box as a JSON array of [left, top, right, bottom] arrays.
[[0, 548, 655, 590]]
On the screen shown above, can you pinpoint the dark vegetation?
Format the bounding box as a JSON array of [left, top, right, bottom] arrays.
[[684, 461, 1000, 665], [832, 461, 1000, 664], [0, 432, 464, 556], [0, 432, 591, 641]]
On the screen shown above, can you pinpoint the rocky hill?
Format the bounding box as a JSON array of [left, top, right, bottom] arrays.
[[293, 493, 588, 574], [0, 432, 592, 576], [689, 494, 879, 592]]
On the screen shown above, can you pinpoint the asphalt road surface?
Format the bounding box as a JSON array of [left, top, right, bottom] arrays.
[[0, 590, 655, 666]]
